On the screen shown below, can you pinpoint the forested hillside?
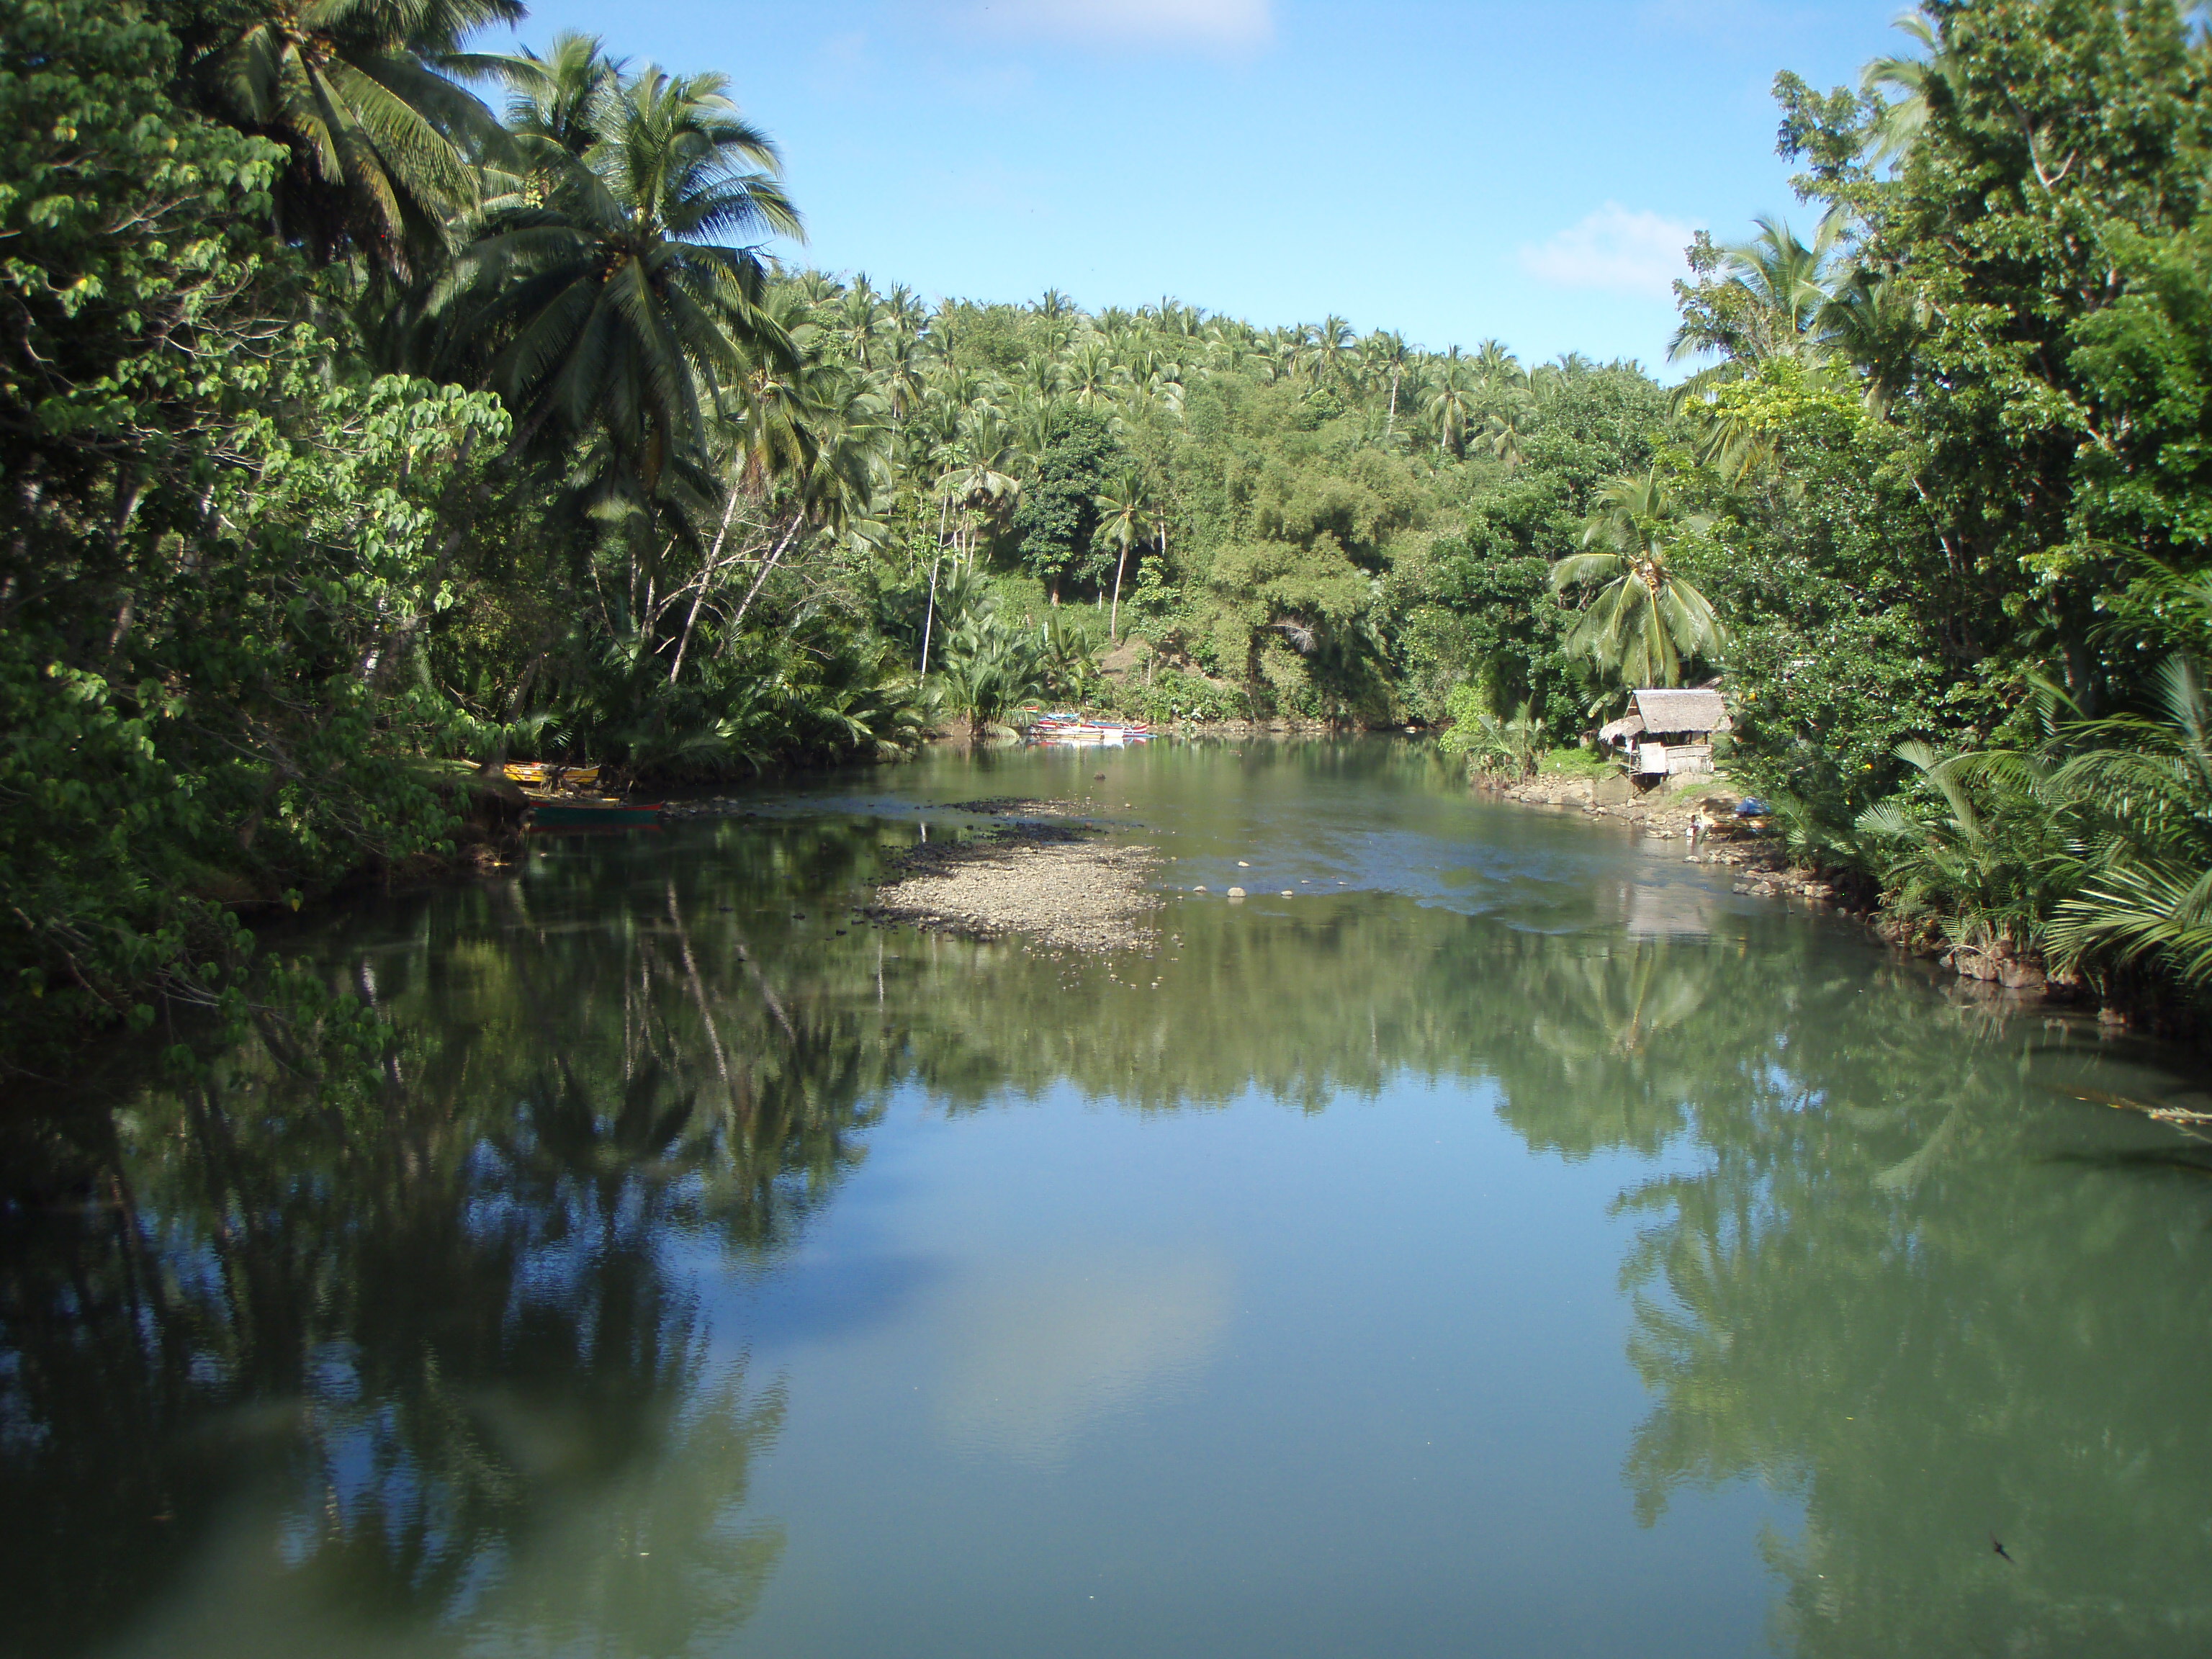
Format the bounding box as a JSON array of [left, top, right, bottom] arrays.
[[4, 0, 2210, 1067]]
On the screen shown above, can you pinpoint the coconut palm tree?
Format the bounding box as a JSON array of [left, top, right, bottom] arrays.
[[791, 268, 844, 305], [1197, 321, 1260, 381], [1551, 470, 1725, 688], [875, 284, 927, 363], [1006, 385, 1061, 462], [1362, 331, 1412, 438], [1123, 343, 1186, 415], [432, 39, 801, 500], [1861, 14, 1952, 166], [1261, 325, 1303, 383], [1485, 403, 1532, 469], [487, 26, 617, 157], [1094, 472, 1153, 644], [1816, 268, 1928, 416], [671, 328, 888, 680], [1472, 338, 1526, 390], [835, 276, 890, 372], [714, 286, 824, 495], [1669, 213, 1843, 374], [181, 0, 521, 276], [938, 420, 1022, 562], [1425, 351, 1481, 457], [1060, 339, 1128, 411], [1298, 315, 1356, 391], [918, 423, 1020, 675], [1665, 212, 1858, 477], [871, 333, 927, 429], [727, 369, 892, 630]]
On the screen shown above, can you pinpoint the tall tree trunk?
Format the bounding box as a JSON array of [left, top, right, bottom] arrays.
[[1110, 538, 1129, 643], [669, 484, 747, 685], [729, 516, 806, 635], [921, 490, 950, 676]]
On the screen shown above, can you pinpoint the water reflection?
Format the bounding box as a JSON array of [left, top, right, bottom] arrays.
[[929, 1246, 1233, 1467], [0, 824, 893, 1658], [3, 773, 2209, 1657]]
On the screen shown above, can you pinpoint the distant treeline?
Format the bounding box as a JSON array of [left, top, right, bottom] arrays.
[[4, 0, 2209, 1067]]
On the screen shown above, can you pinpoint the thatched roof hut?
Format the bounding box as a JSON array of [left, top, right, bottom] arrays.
[[1599, 688, 1732, 777], [1598, 688, 1730, 745]]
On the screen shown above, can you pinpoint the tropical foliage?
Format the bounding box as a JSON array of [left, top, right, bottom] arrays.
[[1550, 469, 1724, 688], [1438, 687, 1543, 781], [1652, 0, 2212, 1023], [14, 0, 2212, 1064]]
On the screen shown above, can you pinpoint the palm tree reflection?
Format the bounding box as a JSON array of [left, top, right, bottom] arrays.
[[6, 815, 2210, 1655]]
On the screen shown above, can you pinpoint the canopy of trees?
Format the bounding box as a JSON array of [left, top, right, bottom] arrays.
[[1659, 0, 2212, 1025], [7, 0, 2212, 1065]]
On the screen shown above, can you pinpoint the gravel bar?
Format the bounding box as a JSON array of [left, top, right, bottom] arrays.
[[863, 823, 1161, 953]]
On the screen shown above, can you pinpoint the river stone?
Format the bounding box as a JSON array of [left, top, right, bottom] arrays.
[[869, 834, 1161, 952], [1227, 886, 1246, 898], [1594, 775, 1632, 806]]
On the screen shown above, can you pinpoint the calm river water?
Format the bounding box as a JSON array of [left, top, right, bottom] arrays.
[[7, 739, 2212, 1658]]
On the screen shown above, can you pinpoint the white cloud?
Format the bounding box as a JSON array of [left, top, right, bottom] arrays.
[[1518, 203, 1696, 299], [929, 1246, 1233, 1467], [971, 0, 1274, 50]]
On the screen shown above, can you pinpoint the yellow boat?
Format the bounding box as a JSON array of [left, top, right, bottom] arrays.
[[504, 762, 601, 790]]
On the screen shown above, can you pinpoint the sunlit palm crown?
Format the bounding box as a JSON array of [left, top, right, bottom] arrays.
[[1551, 469, 1725, 690], [186, 0, 523, 276], [430, 35, 802, 493]]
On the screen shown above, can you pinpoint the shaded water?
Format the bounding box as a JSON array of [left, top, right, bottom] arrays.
[[7, 739, 2212, 1658]]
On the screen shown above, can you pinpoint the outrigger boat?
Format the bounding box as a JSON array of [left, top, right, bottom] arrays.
[[503, 761, 599, 790], [503, 762, 665, 829], [1025, 712, 1153, 746]]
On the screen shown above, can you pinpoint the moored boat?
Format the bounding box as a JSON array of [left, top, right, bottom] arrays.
[[504, 761, 601, 789], [1025, 715, 1152, 745], [499, 761, 662, 827]]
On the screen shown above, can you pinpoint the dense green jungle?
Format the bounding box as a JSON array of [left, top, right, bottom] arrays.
[[6, 0, 2212, 1069]]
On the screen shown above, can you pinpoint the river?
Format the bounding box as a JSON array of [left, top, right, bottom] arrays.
[[6, 738, 2210, 1658]]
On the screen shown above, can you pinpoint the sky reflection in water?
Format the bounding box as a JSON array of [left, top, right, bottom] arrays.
[[5, 739, 2210, 1659]]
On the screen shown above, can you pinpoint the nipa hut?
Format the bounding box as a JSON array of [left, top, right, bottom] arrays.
[[1598, 688, 1730, 779]]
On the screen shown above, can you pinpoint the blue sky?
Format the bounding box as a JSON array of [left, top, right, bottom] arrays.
[[508, 0, 1910, 369]]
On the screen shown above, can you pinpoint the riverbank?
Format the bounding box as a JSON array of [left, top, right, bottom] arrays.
[[1487, 769, 1845, 904], [1478, 765, 2184, 1024]]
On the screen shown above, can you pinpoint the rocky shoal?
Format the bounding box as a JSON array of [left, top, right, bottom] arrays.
[[860, 820, 1162, 953]]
